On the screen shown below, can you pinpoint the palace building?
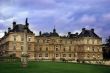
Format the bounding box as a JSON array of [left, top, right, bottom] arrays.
[[0, 19, 103, 61]]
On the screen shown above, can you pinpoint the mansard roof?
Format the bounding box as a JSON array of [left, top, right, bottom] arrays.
[[8, 18, 33, 34], [39, 28, 59, 37], [67, 32, 79, 38], [11, 24, 33, 33], [79, 28, 101, 39], [41, 32, 50, 37], [38, 28, 101, 39], [41, 32, 59, 37], [50, 32, 59, 37]]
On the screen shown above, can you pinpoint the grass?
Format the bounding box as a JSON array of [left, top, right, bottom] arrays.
[[0, 61, 110, 73]]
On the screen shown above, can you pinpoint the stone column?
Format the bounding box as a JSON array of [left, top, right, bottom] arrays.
[[21, 29, 28, 67]]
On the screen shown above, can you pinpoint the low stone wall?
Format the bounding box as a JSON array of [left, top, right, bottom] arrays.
[[84, 60, 110, 65], [67, 60, 110, 66], [104, 61, 110, 65]]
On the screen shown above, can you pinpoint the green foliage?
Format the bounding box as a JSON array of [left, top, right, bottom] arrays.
[[106, 36, 110, 47], [60, 58, 68, 62], [0, 55, 20, 62], [104, 36, 110, 59], [0, 61, 110, 73]]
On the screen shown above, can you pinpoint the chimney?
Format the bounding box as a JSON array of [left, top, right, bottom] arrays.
[[68, 32, 71, 37], [75, 32, 78, 35], [25, 18, 29, 28], [13, 21, 16, 28], [39, 31, 42, 36], [4, 31, 7, 35], [8, 27, 11, 32], [91, 28, 94, 32], [82, 28, 86, 32], [68, 32, 71, 35]]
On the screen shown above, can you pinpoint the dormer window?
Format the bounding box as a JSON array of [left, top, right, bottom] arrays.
[[28, 37, 31, 41]]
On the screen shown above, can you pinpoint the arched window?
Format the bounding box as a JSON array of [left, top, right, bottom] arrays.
[[94, 40, 97, 44], [87, 47, 90, 51], [85, 39, 87, 44], [89, 39, 92, 44]]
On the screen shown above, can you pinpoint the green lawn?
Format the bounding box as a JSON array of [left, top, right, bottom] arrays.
[[0, 61, 110, 73]]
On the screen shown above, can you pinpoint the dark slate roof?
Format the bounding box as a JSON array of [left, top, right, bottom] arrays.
[[79, 28, 101, 39], [40, 28, 59, 37], [50, 32, 59, 37], [41, 32, 59, 37], [10, 24, 33, 33], [68, 33, 79, 38], [42, 32, 50, 37]]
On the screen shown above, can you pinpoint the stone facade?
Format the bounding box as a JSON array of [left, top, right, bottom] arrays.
[[0, 19, 36, 60], [0, 19, 103, 61], [36, 28, 103, 61]]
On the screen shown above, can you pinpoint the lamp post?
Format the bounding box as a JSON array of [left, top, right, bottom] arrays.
[[21, 27, 28, 67]]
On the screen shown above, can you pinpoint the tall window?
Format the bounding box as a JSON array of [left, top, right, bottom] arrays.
[[63, 48, 65, 51], [37, 39, 39, 43], [69, 46, 71, 51], [21, 37, 24, 41], [56, 48, 58, 51], [46, 39, 50, 43], [43, 40, 45, 43], [21, 46, 23, 51], [39, 54, 42, 57], [59, 40, 62, 43], [45, 53, 48, 57], [89, 39, 92, 44], [28, 46, 31, 50], [92, 48, 95, 52], [85, 39, 87, 44], [13, 43, 16, 50], [87, 39, 89, 44], [69, 54, 71, 57], [56, 54, 58, 57], [63, 54, 66, 57], [46, 47, 48, 51], [39, 47, 42, 51], [87, 47, 90, 51], [97, 48, 100, 52], [87, 54, 89, 58], [13, 36, 16, 41], [94, 40, 97, 44], [13, 45, 16, 50], [70, 41, 72, 44]]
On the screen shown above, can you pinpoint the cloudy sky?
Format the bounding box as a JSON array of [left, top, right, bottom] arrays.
[[0, 0, 110, 42]]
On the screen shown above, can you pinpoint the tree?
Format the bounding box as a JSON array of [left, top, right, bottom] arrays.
[[103, 36, 110, 59], [106, 36, 110, 47]]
